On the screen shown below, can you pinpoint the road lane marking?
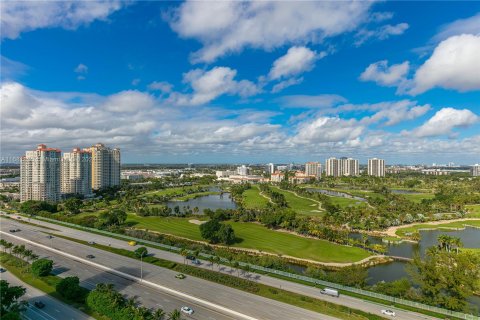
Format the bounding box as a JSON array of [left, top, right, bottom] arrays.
[[2, 231, 258, 320]]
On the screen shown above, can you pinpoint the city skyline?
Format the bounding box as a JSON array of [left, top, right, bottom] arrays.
[[1, 1, 479, 164]]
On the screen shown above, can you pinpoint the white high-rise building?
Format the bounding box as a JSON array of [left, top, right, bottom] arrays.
[[20, 144, 61, 202], [472, 164, 480, 177], [325, 158, 340, 177], [85, 143, 121, 190], [325, 157, 359, 177], [61, 148, 92, 196], [266, 163, 275, 174], [305, 162, 322, 178], [237, 165, 250, 176], [368, 158, 385, 177], [340, 157, 359, 176]]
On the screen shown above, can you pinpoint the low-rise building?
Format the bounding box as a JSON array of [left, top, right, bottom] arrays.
[[270, 171, 285, 183], [288, 171, 311, 184]]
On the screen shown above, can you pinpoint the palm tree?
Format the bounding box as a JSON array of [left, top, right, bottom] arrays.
[[208, 256, 215, 270], [437, 234, 449, 251], [152, 308, 166, 320], [451, 236, 463, 254], [180, 249, 188, 265], [4, 242, 13, 254], [168, 309, 182, 320], [214, 256, 221, 270]]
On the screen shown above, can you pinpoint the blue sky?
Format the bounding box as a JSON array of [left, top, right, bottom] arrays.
[[1, 1, 479, 164]]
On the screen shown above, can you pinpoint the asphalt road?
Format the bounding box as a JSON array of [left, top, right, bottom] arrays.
[[1, 214, 442, 319], [0, 217, 338, 320], [0, 269, 93, 320]]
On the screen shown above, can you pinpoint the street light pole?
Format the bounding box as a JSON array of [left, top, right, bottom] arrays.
[[140, 254, 143, 281]]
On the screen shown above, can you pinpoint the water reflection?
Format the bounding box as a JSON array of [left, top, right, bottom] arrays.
[[306, 188, 366, 202], [166, 192, 237, 213]]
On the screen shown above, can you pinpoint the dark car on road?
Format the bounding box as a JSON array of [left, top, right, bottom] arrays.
[[34, 301, 45, 309], [86, 254, 95, 259]]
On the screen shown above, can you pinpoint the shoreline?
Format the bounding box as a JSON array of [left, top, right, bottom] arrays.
[[383, 218, 480, 239]]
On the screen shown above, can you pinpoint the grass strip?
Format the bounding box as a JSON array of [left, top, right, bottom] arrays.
[[51, 233, 385, 320]]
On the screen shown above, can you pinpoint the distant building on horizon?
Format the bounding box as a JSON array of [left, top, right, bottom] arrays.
[[61, 148, 92, 196], [305, 162, 322, 178], [326, 157, 359, 177], [21, 144, 61, 202], [266, 163, 275, 174], [85, 143, 121, 190], [472, 164, 480, 177], [236, 165, 250, 176], [368, 158, 385, 177]]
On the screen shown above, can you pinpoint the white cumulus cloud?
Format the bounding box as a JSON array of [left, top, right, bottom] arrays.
[[410, 34, 480, 94], [269, 46, 320, 80], [360, 60, 410, 87], [0, 1, 125, 40], [167, 1, 373, 63], [412, 108, 479, 137], [168, 67, 259, 106]]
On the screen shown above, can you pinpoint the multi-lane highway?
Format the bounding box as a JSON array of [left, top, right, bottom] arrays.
[[0, 270, 93, 320], [0, 214, 440, 320], [0, 217, 338, 320]]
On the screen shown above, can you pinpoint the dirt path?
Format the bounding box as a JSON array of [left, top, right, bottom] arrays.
[[383, 218, 480, 237]]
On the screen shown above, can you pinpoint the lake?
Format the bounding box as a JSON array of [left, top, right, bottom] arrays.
[[366, 226, 480, 284], [306, 188, 366, 202], [166, 192, 237, 213]]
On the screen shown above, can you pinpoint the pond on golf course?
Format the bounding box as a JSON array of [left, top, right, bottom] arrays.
[[166, 192, 237, 213], [305, 188, 366, 202]]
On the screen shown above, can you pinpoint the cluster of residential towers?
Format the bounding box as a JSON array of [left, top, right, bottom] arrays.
[[20, 143, 120, 202]]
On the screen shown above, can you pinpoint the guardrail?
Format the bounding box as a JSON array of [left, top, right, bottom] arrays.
[[27, 215, 480, 320]]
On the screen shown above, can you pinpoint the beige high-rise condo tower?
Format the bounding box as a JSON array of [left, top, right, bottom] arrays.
[[305, 162, 322, 177], [368, 158, 386, 177], [86, 143, 121, 190], [20, 144, 61, 202], [61, 148, 92, 196], [326, 157, 359, 177]]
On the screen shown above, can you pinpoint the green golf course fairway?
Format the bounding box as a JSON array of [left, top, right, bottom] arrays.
[[270, 186, 322, 216], [242, 186, 270, 209], [127, 215, 371, 263]]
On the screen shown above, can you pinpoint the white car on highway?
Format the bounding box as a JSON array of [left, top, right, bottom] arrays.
[[181, 306, 194, 315], [381, 309, 396, 316]]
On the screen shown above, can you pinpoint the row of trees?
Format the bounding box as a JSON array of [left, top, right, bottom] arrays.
[[87, 283, 180, 320]]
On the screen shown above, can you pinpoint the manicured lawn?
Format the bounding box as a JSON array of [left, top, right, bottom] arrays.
[[242, 186, 270, 209], [328, 196, 363, 208], [466, 204, 480, 218], [401, 193, 435, 203], [395, 219, 480, 237], [127, 215, 371, 263], [270, 187, 323, 216]]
